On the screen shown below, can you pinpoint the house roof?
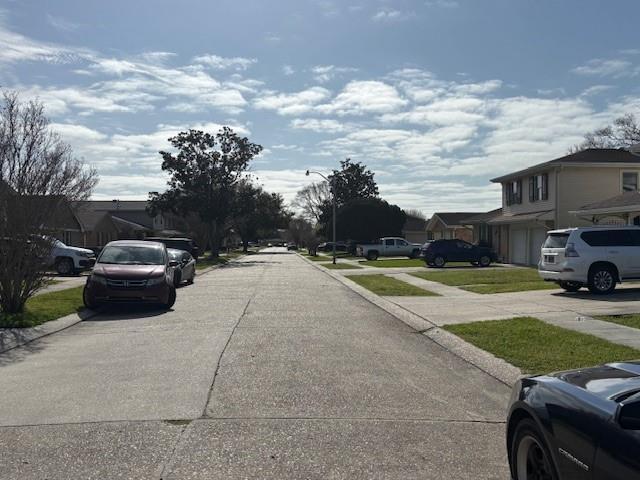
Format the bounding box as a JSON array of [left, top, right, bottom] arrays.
[[460, 208, 503, 224], [491, 148, 640, 183], [73, 209, 112, 232], [488, 210, 554, 225], [428, 212, 480, 229], [111, 215, 150, 232], [79, 200, 150, 211], [570, 191, 640, 216]]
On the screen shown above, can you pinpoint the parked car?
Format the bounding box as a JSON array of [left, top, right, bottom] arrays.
[[82, 240, 178, 309], [507, 361, 640, 479], [356, 237, 422, 260], [144, 237, 200, 260], [421, 239, 496, 268], [286, 244, 299, 251], [167, 248, 196, 287], [44, 237, 96, 275], [539, 226, 640, 294]]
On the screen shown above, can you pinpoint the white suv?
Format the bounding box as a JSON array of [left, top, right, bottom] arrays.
[[538, 226, 640, 294]]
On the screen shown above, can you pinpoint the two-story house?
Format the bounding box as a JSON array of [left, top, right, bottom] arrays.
[[487, 148, 640, 265]]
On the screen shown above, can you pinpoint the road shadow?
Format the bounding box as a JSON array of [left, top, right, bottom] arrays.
[[0, 338, 46, 367], [86, 303, 172, 321], [551, 287, 640, 303]]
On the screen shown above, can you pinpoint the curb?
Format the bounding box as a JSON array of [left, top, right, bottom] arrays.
[[300, 254, 522, 387], [0, 308, 100, 355]]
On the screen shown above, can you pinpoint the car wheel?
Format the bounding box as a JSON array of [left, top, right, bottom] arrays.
[[559, 281, 581, 293], [367, 251, 378, 261], [173, 271, 182, 288], [409, 249, 420, 259], [164, 287, 177, 309], [55, 257, 74, 276], [478, 255, 491, 267], [82, 287, 99, 310], [433, 256, 446, 268], [588, 266, 616, 294], [510, 419, 559, 480]]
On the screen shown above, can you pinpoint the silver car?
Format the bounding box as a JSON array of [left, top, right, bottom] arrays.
[[167, 248, 196, 287]]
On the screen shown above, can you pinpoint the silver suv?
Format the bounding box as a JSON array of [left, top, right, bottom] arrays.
[[538, 226, 640, 294]]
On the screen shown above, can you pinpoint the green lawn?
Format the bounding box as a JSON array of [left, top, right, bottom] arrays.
[[323, 263, 363, 270], [0, 286, 85, 328], [444, 316, 640, 374], [346, 274, 438, 296], [596, 314, 640, 330], [412, 267, 556, 294], [358, 258, 425, 268], [301, 253, 333, 262]]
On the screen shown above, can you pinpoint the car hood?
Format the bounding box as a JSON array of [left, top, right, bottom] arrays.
[[93, 264, 165, 279], [68, 246, 95, 255], [553, 361, 640, 401]]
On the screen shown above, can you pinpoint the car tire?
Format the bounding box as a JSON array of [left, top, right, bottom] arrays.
[[588, 266, 616, 294], [478, 255, 491, 267], [82, 287, 99, 310], [433, 256, 446, 268], [164, 287, 177, 309], [510, 419, 559, 480], [409, 249, 420, 259], [55, 257, 74, 276], [173, 271, 182, 288], [559, 281, 582, 293], [367, 251, 379, 261]]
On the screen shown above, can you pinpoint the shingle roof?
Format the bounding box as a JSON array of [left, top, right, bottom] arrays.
[[491, 148, 640, 183], [73, 209, 111, 231], [460, 208, 502, 224], [432, 212, 481, 227], [79, 200, 150, 211], [577, 191, 640, 212]]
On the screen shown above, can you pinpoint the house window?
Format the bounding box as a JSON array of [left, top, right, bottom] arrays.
[[506, 180, 522, 206], [529, 173, 548, 202], [622, 172, 639, 192]]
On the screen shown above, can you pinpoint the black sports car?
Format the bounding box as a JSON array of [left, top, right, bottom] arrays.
[[507, 361, 640, 479]]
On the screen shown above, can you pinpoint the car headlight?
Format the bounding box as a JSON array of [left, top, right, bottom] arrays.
[[147, 275, 166, 286], [90, 274, 107, 285]]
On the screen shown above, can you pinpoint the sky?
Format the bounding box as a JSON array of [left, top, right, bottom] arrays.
[[1, 0, 640, 216]]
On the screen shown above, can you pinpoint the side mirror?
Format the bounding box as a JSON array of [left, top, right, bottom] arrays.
[[617, 397, 640, 430], [169, 260, 180, 267]]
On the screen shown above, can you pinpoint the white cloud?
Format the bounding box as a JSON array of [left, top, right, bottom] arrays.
[[192, 54, 257, 70], [311, 65, 359, 83], [316, 80, 407, 116], [290, 118, 353, 133], [46, 14, 80, 32], [572, 58, 636, 78], [372, 9, 415, 22], [282, 65, 295, 75], [253, 87, 331, 115]]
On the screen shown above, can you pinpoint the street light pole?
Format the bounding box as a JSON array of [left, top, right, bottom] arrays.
[[306, 170, 337, 265]]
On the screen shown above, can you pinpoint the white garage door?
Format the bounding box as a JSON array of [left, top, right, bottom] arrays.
[[510, 228, 527, 265], [529, 228, 548, 266]]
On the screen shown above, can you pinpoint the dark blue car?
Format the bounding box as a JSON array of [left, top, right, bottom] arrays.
[[421, 239, 497, 268], [507, 361, 640, 479]]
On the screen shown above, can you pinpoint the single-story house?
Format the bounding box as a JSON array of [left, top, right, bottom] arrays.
[[402, 214, 430, 244], [426, 212, 476, 242], [461, 208, 502, 249]]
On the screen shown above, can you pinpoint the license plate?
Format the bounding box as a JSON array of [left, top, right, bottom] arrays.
[[544, 255, 555, 264]]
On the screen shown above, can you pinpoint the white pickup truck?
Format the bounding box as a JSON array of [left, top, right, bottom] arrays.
[[46, 238, 96, 275], [356, 237, 422, 260]]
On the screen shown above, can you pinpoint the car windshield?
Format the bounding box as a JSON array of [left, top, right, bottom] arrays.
[[167, 249, 183, 260], [98, 245, 165, 265], [543, 233, 569, 249]]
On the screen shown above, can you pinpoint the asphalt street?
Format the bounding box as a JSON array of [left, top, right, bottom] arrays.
[[0, 249, 511, 479]]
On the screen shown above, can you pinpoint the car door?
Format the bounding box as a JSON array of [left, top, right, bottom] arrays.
[[395, 239, 409, 256], [592, 413, 640, 478], [605, 230, 636, 279], [182, 252, 194, 279], [383, 238, 395, 256]]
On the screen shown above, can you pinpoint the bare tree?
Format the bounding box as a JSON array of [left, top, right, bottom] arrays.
[[291, 181, 330, 222], [0, 91, 97, 316], [571, 113, 640, 152]]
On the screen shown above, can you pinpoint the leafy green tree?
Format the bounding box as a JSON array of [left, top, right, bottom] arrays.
[[148, 127, 262, 257], [328, 158, 379, 206], [334, 198, 406, 241], [232, 179, 291, 252]]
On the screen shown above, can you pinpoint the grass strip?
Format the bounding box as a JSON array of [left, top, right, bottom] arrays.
[[444, 316, 640, 374], [596, 314, 640, 330], [0, 286, 85, 328], [346, 274, 438, 296], [412, 268, 556, 294], [323, 263, 363, 270]]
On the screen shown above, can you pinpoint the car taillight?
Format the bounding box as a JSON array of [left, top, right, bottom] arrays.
[[565, 242, 580, 257]]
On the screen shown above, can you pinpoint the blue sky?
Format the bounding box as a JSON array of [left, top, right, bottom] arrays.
[[1, 0, 640, 215]]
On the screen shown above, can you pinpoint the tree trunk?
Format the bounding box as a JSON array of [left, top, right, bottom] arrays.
[[242, 239, 249, 253], [208, 222, 219, 258]]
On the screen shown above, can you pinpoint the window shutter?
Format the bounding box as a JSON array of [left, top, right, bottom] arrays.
[[542, 173, 548, 200], [529, 177, 535, 202], [517, 180, 523, 204]]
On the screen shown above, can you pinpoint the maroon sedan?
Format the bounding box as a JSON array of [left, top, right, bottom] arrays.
[[83, 240, 178, 309]]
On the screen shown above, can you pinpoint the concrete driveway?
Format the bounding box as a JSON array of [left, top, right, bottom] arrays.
[[0, 250, 510, 479]]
